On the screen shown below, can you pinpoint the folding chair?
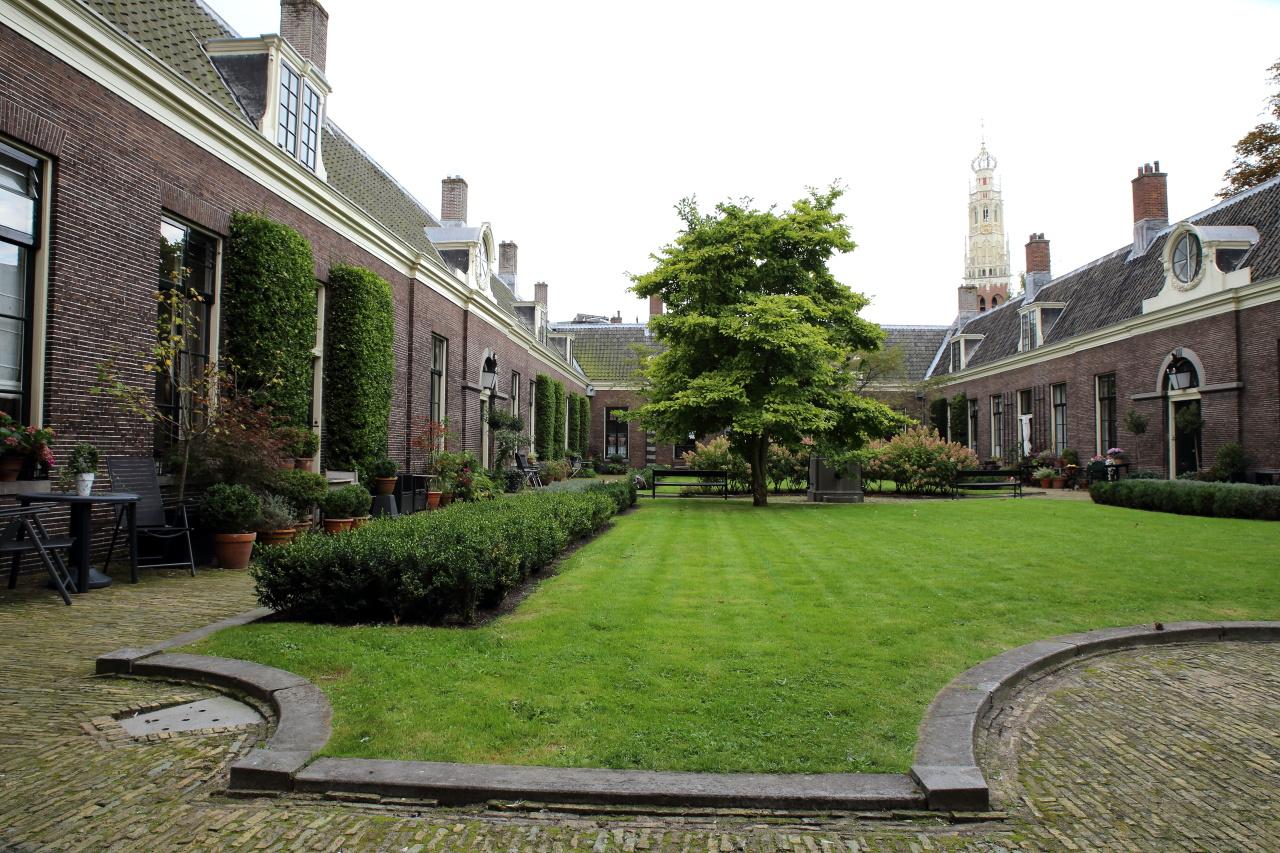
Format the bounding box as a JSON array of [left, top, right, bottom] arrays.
[[103, 457, 195, 580], [2, 505, 76, 605], [568, 455, 584, 478], [515, 452, 543, 488]]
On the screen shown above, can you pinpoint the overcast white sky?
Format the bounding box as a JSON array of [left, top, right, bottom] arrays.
[[212, 0, 1280, 326]]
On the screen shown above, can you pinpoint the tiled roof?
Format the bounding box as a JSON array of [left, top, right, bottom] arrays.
[[931, 174, 1280, 377], [321, 123, 444, 263], [83, 0, 247, 118], [882, 326, 949, 383], [553, 323, 654, 385]]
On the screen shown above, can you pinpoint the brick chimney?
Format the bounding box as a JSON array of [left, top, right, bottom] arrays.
[[280, 0, 329, 71], [441, 176, 467, 224], [499, 241, 517, 279], [610, 311, 622, 324], [957, 285, 979, 322], [1024, 233, 1051, 302], [534, 281, 548, 307], [1131, 161, 1168, 256], [649, 294, 664, 318]]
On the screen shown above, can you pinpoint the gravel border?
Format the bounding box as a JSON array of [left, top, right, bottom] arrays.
[[98, 614, 1280, 811]]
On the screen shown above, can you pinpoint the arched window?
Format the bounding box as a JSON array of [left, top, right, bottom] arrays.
[[991, 295, 1000, 308], [1164, 356, 1199, 391], [983, 208, 989, 221], [978, 296, 987, 312]]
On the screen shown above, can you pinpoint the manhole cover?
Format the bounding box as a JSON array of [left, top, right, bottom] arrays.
[[119, 696, 263, 737]]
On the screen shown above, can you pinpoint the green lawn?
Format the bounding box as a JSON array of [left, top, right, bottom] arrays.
[[188, 499, 1279, 774]]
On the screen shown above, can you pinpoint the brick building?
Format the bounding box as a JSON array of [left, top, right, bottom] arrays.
[[925, 156, 1280, 481], [0, 0, 588, 485]]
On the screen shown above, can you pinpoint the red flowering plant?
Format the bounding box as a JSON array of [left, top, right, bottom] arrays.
[[0, 412, 56, 475]]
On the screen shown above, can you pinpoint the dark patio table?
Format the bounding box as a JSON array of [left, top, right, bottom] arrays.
[[17, 491, 139, 592]]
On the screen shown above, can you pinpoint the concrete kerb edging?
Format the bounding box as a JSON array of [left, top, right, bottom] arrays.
[[97, 614, 1280, 811], [910, 620, 1280, 810]]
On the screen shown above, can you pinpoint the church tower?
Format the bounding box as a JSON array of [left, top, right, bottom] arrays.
[[958, 142, 1010, 316]]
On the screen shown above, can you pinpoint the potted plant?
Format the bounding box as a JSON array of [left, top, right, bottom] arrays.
[[319, 484, 368, 534], [431, 450, 468, 509], [1033, 466, 1055, 488], [255, 493, 297, 547], [200, 483, 261, 570], [347, 482, 374, 529], [1051, 472, 1066, 489], [1106, 447, 1127, 464], [368, 456, 399, 495], [270, 469, 328, 533], [59, 442, 99, 496], [276, 425, 320, 472]]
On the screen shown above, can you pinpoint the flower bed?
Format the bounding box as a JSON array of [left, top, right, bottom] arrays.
[[252, 481, 637, 624], [1090, 478, 1280, 521]]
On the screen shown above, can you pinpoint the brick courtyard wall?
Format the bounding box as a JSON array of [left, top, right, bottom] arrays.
[[939, 305, 1280, 478], [0, 23, 585, 571]]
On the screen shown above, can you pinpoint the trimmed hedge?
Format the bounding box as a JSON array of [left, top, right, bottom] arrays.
[[221, 212, 317, 425], [252, 480, 637, 624], [1090, 478, 1280, 521], [323, 265, 394, 473], [577, 394, 590, 457]]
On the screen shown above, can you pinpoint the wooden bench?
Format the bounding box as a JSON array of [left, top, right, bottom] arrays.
[[651, 468, 728, 499], [952, 469, 1023, 498]]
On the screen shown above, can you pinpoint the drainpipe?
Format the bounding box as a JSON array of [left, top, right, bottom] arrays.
[[461, 308, 469, 453], [405, 264, 418, 471]]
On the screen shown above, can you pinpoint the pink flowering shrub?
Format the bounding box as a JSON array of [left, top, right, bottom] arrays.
[[855, 426, 978, 494]]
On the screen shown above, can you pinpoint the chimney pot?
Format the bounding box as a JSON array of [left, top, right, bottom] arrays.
[[280, 0, 329, 71], [534, 281, 548, 307], [610, 311, 622, 324], [649, 294, 664, 318], [441, 176, 468, 223], [1131, 160, 1169, 254]]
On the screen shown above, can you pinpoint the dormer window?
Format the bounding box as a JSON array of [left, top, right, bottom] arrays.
[[277, 62, 321, 171], [1171, 231, 1201, 284], [948, 334, 984, 371], [1018, 302, 1065, 352]]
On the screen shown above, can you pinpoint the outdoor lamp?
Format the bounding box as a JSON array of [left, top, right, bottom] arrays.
[[481, 357, 499, 392], [1165, 362, 1192, 390]]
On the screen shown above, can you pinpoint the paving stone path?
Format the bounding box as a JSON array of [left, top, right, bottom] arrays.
[[1, 569, 1277, 851]]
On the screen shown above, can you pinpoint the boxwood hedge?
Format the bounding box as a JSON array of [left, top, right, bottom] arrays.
[[252, 480, 637, 624], [1090, 478, 1280, 521], [323, 264, 394, 473], [221, 212, 317, 425]]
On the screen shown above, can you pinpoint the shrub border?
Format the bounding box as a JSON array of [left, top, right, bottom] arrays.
[[98, 611, 1279, 810]]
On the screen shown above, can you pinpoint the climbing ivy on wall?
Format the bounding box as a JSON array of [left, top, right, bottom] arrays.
[[221, 211, 317, 425], [578, 395, 591, 458], [323, 264, 394, 473], [534, 374, 555, 460], [552, 381, 567, 459]]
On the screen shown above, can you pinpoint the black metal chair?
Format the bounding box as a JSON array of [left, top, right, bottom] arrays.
[[2, 505, 76, 605], [515, 452, 543, 488], [568, 455, 584, 478], [103, 457, 195, 579]]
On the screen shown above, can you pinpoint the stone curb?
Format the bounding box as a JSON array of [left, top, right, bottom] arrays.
[[98, 613, 1280, 811], [94, 607, 330, 792], [909, 620, 1280, 811]]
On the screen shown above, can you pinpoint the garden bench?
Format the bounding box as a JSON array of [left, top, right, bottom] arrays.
[[651, 468, 728, 499], [952, 469, 1022, 498]]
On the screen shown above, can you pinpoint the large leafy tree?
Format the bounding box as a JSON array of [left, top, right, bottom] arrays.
[[1221, 58, 1280, 198], [630, 187, 907, 506]]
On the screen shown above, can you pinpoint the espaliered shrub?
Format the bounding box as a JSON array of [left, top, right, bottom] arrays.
[[1089, 478, 1280, 521], [221, 212, 317, 425], [323, 265, 394, 472], [566, 392, 580, 454], [252, 480, 638, 624], [552, 381, 567, 458], [576, 394, 590, 458], [534, 374, 555, 460]]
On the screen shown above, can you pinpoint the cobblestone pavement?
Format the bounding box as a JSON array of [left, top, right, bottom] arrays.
[[1, 569, 1277, 851]]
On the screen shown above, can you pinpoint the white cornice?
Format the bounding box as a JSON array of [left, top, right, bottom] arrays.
[[5, 0, 579, 382], [940, 273, 1280, 385]]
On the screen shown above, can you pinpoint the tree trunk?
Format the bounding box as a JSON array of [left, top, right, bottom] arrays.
[[751, 435, 768, 506]]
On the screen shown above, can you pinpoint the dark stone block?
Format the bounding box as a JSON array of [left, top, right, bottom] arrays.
[[228, 749, 310, 792], [268, 683, 332, 753]]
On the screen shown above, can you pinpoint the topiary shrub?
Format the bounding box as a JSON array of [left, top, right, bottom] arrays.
[[577, 394, 590, 458], [269, 469, 329, 520], [324, 265, 394, 473], [253, 482, 636, 624], [200, 483, 261, 533], [1090, 478, 1280, 521], [221, 212, 317, 426]]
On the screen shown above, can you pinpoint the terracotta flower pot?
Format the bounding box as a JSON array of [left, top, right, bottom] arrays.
[[257, 528, 296, 548], [294, 457, 315, 472], [1052, 477, 1066, 489], [213, 532, 257, 570], [350, 515, 371, 530], [293, 518, 314, 535], [277, 458, 296, 471], [427, 491, 442, 509], [0, 453, 22, 482], [322, 517, 353, 534], [1040, 478, 1052, 488], [439, 492, 453, 507], [374, 476, 397, 495]]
